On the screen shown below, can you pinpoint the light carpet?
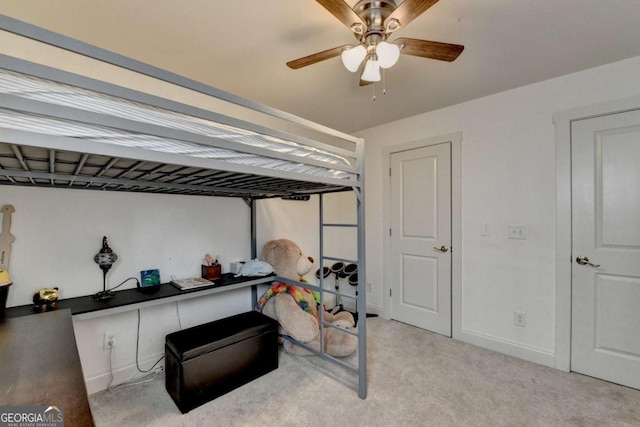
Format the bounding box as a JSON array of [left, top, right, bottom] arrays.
[[89, 317, 640, 426]]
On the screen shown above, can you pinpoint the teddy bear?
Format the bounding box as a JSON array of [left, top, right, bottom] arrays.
[[256, 238, 358, 357]]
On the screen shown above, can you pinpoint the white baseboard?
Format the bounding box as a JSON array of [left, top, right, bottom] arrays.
[[85, 352, 165, 395], [338, 300, 384, 317], [365, 304, 384, 316], [459, 328, 555, 368]]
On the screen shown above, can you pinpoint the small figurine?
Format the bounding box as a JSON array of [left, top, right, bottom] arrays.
[[33, 287, 59, 311]]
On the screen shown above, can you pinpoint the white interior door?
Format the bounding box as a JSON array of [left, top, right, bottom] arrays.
[[571, 109, 640, 390], [390, 143, 451, 336]]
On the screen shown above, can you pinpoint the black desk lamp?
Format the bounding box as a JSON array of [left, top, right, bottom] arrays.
[[93, 236, 118, 301]]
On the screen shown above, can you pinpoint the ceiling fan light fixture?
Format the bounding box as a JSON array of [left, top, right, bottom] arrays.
[[341, 45, 367, 72], [376, 41, 401, 69], [361, 58, 381, 82]]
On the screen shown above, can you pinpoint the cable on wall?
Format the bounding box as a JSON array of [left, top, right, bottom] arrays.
[[175, 302, 183, 330], [105, 308, 164, 391], [136, 309, 163, 374]]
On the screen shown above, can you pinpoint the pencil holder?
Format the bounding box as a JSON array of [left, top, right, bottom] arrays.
[[201, 264, 221, 281]]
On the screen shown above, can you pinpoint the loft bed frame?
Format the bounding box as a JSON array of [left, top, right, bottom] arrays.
[[0, 15, 367, 399]]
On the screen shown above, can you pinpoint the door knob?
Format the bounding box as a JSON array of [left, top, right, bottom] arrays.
[[433, 245, 449, 253], [576, 256, 600, 268]]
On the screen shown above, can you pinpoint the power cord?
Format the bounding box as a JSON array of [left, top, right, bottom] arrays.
[[107, 336, 154, 392], [105, 308, 164, 391], [92, 276, 139, 301], [108, 345, 114, 390], [136, 309, 164, 374], [109, 372, 157, 391], [175, 302, 183, 330], [109, 276, 140, 292]]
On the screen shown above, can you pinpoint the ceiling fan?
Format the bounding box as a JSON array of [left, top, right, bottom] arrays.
[[287, 0, 464, 88]]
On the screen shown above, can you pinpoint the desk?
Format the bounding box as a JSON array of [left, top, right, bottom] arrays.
[[3, 273, 274, 320], [0, 309, 95, 426]]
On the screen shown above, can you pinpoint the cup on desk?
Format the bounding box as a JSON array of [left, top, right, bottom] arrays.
[[201, 264, 221, 281]]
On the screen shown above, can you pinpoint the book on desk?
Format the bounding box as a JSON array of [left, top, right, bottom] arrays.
[[170, 277, 214, 291]]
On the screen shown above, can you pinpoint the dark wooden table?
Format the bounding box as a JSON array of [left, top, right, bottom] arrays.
[[0, 309, 95, 426]]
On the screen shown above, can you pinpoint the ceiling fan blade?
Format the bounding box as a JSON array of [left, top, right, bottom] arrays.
[[286, 45, 348, 69], [315, 0, 365, 29], [387, 0, 440, 29], [395, 37, 464, 62]]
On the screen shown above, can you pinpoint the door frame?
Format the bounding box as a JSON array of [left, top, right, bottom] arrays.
[[382, 132, 462, 338], [554, 95, 640, 371]]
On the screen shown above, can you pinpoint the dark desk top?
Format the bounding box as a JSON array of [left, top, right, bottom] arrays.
[[0, 309, 94, 426], [3, 273, 274, 319]]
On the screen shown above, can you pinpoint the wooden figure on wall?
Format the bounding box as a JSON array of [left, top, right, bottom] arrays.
[[0, 204, 15, 271]]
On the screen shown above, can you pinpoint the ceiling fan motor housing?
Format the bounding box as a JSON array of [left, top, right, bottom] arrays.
[[353, 0, 398, 44]]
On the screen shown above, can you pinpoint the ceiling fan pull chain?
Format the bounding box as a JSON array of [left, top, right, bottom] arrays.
[[382, 68, 387, 95], [372, 82, 376, 102]]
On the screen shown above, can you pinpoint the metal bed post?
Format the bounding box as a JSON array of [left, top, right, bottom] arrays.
[[318, 194, 325, 354], [250, 198, 258, 307], [355, 139, 367, 399]]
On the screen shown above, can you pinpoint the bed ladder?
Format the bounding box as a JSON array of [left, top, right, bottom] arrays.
[[295, 191, 366, 399], [260, 191, 367, 399], [318, 191, 367, 399]]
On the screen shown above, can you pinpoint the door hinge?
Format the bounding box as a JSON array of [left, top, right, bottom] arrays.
[[389, 288, 392, 297], [389, 228, 392, 237], [389, 167, 391, 177]]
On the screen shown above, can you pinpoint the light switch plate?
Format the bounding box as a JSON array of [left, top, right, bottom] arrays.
[[508, 224, 527, 240]]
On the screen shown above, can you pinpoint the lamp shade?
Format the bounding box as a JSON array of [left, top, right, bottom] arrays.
[[341, 45, 367, 72], [361, 59, 381, 82], [376, 41, 400, 69], [94, 236, 117, 272]]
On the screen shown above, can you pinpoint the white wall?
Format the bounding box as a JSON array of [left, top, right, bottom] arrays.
[[357, 54, 640, 366], [0, 186, 252, 392]]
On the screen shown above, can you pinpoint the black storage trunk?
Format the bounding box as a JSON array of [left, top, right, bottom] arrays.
[[165, 311, 278, 413]]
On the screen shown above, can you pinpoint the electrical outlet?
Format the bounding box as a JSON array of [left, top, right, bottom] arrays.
[[514, 311, 527, 327], [154, 364, 165, 373], [367, 282, 373, 292], [103, 332, 117, 350]]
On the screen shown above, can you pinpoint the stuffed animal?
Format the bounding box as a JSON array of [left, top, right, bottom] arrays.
[[256, 239, 358, 357]]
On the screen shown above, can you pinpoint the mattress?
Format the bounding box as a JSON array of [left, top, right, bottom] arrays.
[[0, 69, 355, 180]]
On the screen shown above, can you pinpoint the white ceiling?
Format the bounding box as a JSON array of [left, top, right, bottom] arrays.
[[1, 1, 640, 133]]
